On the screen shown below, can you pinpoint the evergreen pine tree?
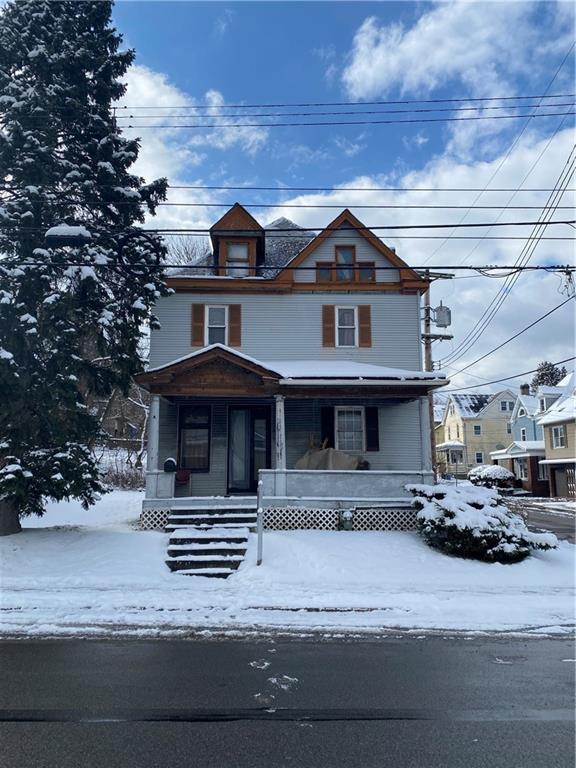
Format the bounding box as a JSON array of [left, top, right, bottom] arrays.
[[530, 361, 568, 392], [0, 0, 168, 532]]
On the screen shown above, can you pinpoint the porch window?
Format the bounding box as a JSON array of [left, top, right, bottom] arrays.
[[552, 425, 566, 448], [538, 462, 549, 480], [179, 405, 211, 471], [335, 407, 365, 452], [206, 305, 228, 345], [336, 307, 357, 347], [515, 458, 528, 480], [226, 242, 250, 277]]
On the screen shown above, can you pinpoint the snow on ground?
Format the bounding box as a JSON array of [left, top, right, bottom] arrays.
[[0, 491, 574, 638]]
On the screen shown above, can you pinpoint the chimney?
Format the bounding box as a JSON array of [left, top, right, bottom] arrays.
[[520, 383, 530, 395]]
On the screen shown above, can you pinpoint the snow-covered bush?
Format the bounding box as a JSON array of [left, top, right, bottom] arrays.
[[405, 483, 557, 563], [468, 464, 515, 489]]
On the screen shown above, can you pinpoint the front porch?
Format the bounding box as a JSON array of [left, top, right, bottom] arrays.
[[136, 345, 444, 529]]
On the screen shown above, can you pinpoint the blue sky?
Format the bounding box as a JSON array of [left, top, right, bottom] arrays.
[[111, 1, 575, 387]]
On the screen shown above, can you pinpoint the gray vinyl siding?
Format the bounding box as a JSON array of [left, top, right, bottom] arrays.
[[155, 396, 425, 498], [150, 292, 421, 370], [285, 398, 423, 471], [293, 227, 400, 283]]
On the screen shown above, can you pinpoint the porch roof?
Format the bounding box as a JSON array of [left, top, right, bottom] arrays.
[[489, 440, 545, 459]]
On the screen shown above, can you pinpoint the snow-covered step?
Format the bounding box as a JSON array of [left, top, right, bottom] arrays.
[[165, 524, 251, 577], [166, 554, 244, 572], [175, 567, 235, 579], [165, 521, 255, 532], [168, 526, 250, 540], [168, 541, 246, 551]]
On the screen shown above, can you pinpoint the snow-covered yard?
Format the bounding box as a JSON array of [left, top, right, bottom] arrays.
[[0, 491, 574, 638]]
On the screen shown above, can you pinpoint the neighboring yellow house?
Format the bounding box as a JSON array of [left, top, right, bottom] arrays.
[[537, 372, 575, 498], [436, 390, 516, 476]]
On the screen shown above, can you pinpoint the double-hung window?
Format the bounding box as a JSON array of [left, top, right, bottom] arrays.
[[336, 306, 357, 347], [520, 427, 527, 441], [473, 424, 481, 436], [538, 462, 549, 480], [226, 242, 250, 277], [475, 452, 484, 464], [335, 407, 365, 452], [206, 305, 228, 345], [552, 425, 566, 448], [515, 458, 528, 480], [179, 406, 211, 471]]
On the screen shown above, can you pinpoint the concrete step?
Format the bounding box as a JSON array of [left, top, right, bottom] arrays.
[[175, 568, 233, 578], [167, 516, 256, 526], [166, 555, 243, 572], [165, 521, 255, 533], [167, 545, 247, 558], [169, 506, 256, 517]]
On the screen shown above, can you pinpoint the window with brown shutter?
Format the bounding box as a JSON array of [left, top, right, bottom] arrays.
[[228, 304, 242, 347], [322, 305, 335, 347], [191, 304, 205, 346], [358, 305, 372, 347]]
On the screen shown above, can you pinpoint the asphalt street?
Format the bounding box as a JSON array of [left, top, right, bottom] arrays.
[[525, 507, 576, 544], [0, 637, 574, 767]]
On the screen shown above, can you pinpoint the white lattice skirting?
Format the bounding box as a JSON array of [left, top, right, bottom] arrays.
[[140, 508, 170, 530], [263, 507, 417, 531]]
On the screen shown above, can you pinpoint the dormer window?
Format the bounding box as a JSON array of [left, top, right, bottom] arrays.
[[226, 242, 250, 277], [518, 408, 526, 417], [336, 246, 354, 281]]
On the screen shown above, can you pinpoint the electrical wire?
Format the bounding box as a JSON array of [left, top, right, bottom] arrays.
[[440, 356, 576, 393], [446, 296, 575, 377]]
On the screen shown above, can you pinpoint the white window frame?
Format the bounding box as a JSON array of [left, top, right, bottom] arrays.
[[335, 306, 358, 348], [552, 425, 566, 449], [500, 401, 507, 411], [507, 422, 512, 434], [520, 427, 527, 441], [508, 401, 515, 411], [475, 452, 484, 464], [518, 408, 526, 417], [226, 242, 250, 277], [538, 462, 549, 481], [539, 398, 546, 412], [335, 406, 365, 452], [515, 457, 528, 480], [473, 424, 481, 436], [205, 305, 228, 346]]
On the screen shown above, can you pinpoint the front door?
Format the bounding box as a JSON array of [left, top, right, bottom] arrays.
[[228, 406, 271, 493]]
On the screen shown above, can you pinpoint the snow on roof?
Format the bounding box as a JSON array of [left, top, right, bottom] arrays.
[[515, 394, 540, 416], [537, 370, 576, 426], [145, 344, 447, 382], [433, 393, 449, 424], [436, 440, 465, 449], [490, 441, 545, 457], [450, 393, 492, 417]]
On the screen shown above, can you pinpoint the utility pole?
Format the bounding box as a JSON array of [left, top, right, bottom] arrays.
[[422, 270, 453, 477]]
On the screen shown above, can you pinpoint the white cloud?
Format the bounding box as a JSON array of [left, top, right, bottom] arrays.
[[402, 132, 429, 151], [253, 127, 575, 388], [333, 133, 367, 158], [342, 3, 571, 100], [214, 8, 234, 37]]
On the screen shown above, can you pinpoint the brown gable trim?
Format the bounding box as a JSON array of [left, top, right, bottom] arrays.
[[279, 208, 425, 284], [136, 346, 281, 389], [210, 203, 263, 232], [165, 277, 426, 294]]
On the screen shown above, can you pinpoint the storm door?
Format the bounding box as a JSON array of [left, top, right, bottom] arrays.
[[227, 406, 271, 493]]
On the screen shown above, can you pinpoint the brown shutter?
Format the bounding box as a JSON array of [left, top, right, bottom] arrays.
[[191, 304, 205, 346], [228, 304, 242, 347], [322, 305, 335, 347], [358, 305, 372, 348]]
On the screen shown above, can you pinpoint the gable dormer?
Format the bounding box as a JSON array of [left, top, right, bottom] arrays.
[[210, 203, 265, 277]]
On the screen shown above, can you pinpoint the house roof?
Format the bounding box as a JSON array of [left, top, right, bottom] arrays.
[[436, 440, 465, 449], [144, 344, 446, 383], [514, 394, 541, 417], [489, 440, 545, 459], [537, 371, 576, 426], [433, 393, 449, 424], [450, 393, 493, 418]]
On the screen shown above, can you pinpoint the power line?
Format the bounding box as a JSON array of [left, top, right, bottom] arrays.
[[117, 111, 575, 129], [38, 92, 576, 110], [440, 147, 576, 366], [41, 201, 576, 210], [440, 356, 576, 393], [447, 297, 575, 377], [2, 219, 575, 234], [108, 102, 576, 120]]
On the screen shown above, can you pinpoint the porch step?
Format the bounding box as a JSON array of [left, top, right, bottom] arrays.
[[165, 521, 256, 533], [165, 525, 250, 577], [165, 511, 257, 533]]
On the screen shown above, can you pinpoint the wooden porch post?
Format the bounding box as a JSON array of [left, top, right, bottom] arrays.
[[147, 395, 160, 472], [275, 394, 286, 470]]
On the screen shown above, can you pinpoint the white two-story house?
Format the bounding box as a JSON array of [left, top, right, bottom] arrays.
[[136, 204, 447, 530]]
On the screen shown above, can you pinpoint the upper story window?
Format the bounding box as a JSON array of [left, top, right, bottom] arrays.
[[520, 427, 527, 441], [315, 244, 375, 283], [226, 242, 250, 277], [518, 408, 526, 417], [473, 424, 481, 435], [500, 400, 514, 412], [206, 305, 228, 345], [336, 306, 358, 347], [539, 398, 546, 412], [552, 425, 566, 448], [507, 422, 512, 434]]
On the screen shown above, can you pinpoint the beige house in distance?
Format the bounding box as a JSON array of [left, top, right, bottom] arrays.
[[436, 390, 516, 476]]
